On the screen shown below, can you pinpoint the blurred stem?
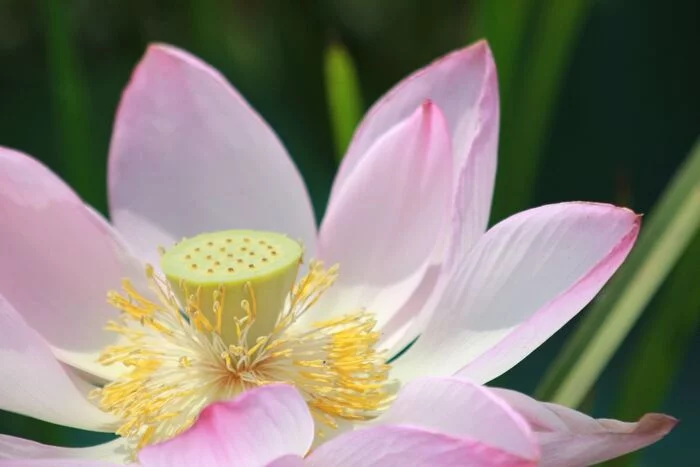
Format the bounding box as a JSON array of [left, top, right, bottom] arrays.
[[491, 0, 591, 222], [43, 0, 100, 208], [607, 229, 700, 467], [536, 138, 700, 407], [324, 42, 363, 163]]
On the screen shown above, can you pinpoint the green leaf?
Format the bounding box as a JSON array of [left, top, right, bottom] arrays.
[[490, 0, 592, 222], [536, 138, 700, 408], [43, 0, 101, 209], [324, 42, 363, 163]]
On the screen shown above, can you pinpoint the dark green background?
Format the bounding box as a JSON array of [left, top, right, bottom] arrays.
[[0, 1, 697, 465]]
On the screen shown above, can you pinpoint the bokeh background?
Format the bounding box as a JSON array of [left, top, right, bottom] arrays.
[[1, 1, 698, 465]]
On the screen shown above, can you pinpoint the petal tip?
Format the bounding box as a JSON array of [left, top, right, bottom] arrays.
[[637, 413, 679, 436], [472, 38, 493, 57], [568, 201, 642, 222], [139, 43, 219, 82], [421, 38, 496, 79], [146, 42, 186, 58], [141, 43, 203, 73]]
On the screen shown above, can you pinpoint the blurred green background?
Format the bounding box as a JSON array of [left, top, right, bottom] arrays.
[[0, 1, 698, 465]]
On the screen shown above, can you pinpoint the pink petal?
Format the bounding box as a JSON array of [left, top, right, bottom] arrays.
[[138, 385, 313, 467], [306, 425, 536, 467], [0, 147, 141, 380], [492, 388, 677, 466], [379, 264, 442, 354], [393, 202, 640, 384], [378, 377, 538, 462], [109, 44, 316, 264], [334, 42, 500, 354], [0, 436, 126, 463], [0, 462, 120, 467], [265, 455, 306, 467], [0, 295, 116, 431], [332, 40, 497, 214], [445, 67, 499, 266], [310, 102, 452, 329]]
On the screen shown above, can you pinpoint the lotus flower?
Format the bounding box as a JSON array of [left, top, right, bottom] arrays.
[[0, 41, 674, 465]]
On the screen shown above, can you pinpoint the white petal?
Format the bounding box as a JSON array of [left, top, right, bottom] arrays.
[[0, 293, 117, 431], [377, 377, 538, 461], [264, 456, 305, 467], [492, 388, 677, 467], [332, 41, 496, 209], [0, 436, 127, 462], [308, 102, 452, 329], [306, 426, 536, 467], [109, 44, 317, 265], [393, 203, 639, 383], [0, 461, 120, 467], [0, 147, 142, 381]]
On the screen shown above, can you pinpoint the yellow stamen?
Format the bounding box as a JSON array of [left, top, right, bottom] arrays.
[[92, 230, 393, 452]]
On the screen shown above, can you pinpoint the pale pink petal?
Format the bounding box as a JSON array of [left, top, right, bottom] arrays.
[[384, 68, 499, 351], [265, 455, 305, 467], [138, 385, 313, 467], [383, 104, 500, 351], [393, 203, 640, 384], [332, 40, 497, 217], [0, 147, 142, 378], [378, 377, 538, 462], [445, 76, 499, 266], [109, 44, 316, 264], [0, 436, 127, 463], [310, 102, 452, 328], [0, 295, 117, 431], [306, 425, 536, 467], [339, 42, 499, 353], [54, 205, 142, 381], [0, 461, 120, 467], [379, 264, 442, 354], [492, 388, 677, 467]]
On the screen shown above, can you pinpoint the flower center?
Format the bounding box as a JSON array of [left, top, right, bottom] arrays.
[[161, 230, 303, 346], [91, 230, 393, 451]]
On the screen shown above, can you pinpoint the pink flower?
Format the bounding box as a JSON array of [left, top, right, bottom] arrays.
[[0, 41, 675, 465]]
